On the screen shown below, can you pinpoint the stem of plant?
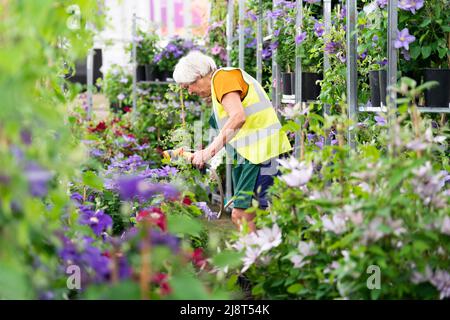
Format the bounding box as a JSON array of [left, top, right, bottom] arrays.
[[411, 105, 422, 158], [111, 244, 119, 284], [140, 223, 152, 300], [180, 87, 186, 128]]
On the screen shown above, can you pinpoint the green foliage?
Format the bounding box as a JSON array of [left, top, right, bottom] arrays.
[[272, 2, 324, 73], [399, 0, 450, 75], [130, 29, 160, 65], [227, 79, 450, 299], [96, 64, 132, 107], [0, 0, 105, 299]]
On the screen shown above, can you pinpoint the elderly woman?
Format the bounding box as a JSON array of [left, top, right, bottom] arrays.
[[173, 51, 292, 232]]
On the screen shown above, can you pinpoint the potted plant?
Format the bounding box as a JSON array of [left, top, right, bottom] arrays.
[[154, 36, 199, 81], [272, 2, 323, 100], [97, 64, 132, 113], [128, 30, 161, 81], [358, 2, 388, 107], [399, 0, 450, 107]]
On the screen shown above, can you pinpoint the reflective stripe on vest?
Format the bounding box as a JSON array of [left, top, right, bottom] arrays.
[[211, 67, 292, 164]]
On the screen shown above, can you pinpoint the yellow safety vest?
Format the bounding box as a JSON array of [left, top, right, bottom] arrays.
[[211, 67, 292, 164]]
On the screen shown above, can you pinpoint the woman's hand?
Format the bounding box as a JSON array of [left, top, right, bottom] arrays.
[[191, 148, 214, 169]]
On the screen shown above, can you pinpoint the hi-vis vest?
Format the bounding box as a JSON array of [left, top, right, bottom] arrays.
[[211, 67, 292, 164]]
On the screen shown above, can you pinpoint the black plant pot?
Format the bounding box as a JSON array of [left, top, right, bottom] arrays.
[[379, 69, 387, 107], [281, 72, 295, 96], [369, 70, 387, 107], [110, 102, 120, 114], [369, 70, 381, 108], [302, 72, 322, 101], [281, 72, 322, 101], [136, 65, 146, 81], [423, 68, 450, 108], [158, 70, 172, 82], [145, 65, 156, 81]]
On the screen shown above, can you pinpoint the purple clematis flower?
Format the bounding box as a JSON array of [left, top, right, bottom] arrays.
[[24, 162, 52, 197], [376, 0, 388, 8], [246, 38, 257, 49], [374, 115, 387, 126], [166, 43, 177, 53], [270, 41, 279, 51], [314, 22, 325, 37], [315, 136, 325, 149], [339, 6, 347, 20], [267, 9, 284, 20], [399, 0, 424, 14], [70, 192, 84, 204], [78, 206, 113, 237], [401, 48, 411, 61], [394, 28, 415, 50], [150, 229, 180, 253], [262, 48, 272, 60], [295, 32, 307, 45], [117, 176, 179, 202], [324, 41, 340, 54], [194, 202, 219, 221], [246, 11, 257, 22], [21, 129, 32, 145]]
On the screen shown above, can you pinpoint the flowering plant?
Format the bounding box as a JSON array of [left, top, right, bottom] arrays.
[[205, 0, 228, 66], [129, 29, 160, 65], [97, 64, 132, 108], [154, 36, 202, 74], [271, 1, 324, 73], [228, 79, 450, 299], [398, 0, 450, 75]]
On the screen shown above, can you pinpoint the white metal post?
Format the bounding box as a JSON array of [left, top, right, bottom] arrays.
[[132, 13, 137, 122], [86, 48, 94, 120], [238, 0, 245, 69], [167, 0, 175, 36], [294, 0, 303, 158], [256, 0, 263, 84], [346, 0, 358, 149], [387, 0, 398, 110], [225, 0, 235, 211]]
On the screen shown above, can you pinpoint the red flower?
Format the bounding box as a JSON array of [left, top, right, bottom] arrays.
[[88, 121, 107, 133], [102, 251, 111, 258], [155, 146, 164, 156], [152, 272, 172, 296], [123, 106, 131, 113], [182, 196, 192, 206], [192, 248, 207, 268], [136, 207, 167, 232], [114, 130, 123, 137], [111, 117, 121, 124]]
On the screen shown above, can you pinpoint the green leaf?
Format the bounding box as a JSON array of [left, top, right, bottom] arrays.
[[83, 281, 140, 300], [416, 81, 439, 92], [167, 214, 203, 237], [413, 240, 429, 252], [370, 289, 381, 300], [82, 171, 103, 191], [419, 19, 432, 28], [287, 283, 302, 294], [410, 46, 421, 59], [169, 270, 210, 299], [0, 264, 32, 299], [212, 250, 244, 269], [421, 46, 432, 59], [437, 47, 447, 59]]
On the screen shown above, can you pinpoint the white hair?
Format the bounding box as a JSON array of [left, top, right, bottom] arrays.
[[173, 51, 217, 84]]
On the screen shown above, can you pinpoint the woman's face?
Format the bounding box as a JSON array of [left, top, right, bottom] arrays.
[[182, 74, 212, 99]]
